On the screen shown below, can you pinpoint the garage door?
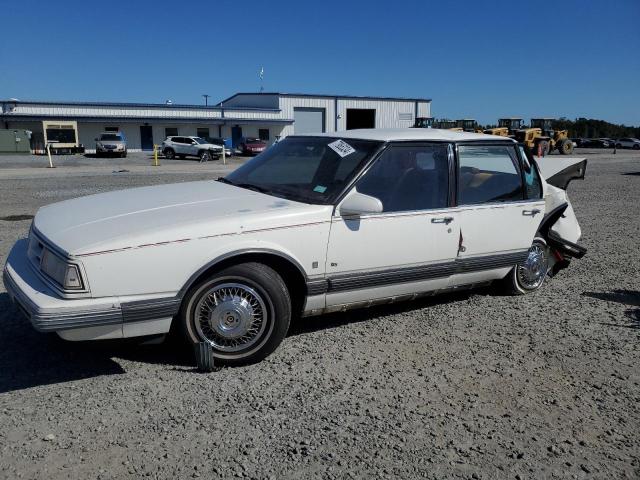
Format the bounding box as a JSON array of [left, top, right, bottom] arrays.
[[294, 108, 325, 134]]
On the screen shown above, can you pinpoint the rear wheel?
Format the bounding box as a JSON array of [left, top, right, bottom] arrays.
[[164, 148, 175, 159], [503, 238, 549, 295], [179, 262, 291, 365], [558, 139, 574, 155]]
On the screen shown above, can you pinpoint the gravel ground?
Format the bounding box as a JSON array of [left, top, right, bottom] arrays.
[[0, 149, 639, 479]]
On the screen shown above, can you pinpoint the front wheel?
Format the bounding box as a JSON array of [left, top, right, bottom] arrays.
[[164, 148, 175, 159], [199, 150, 211, 162], [633, 144, 640, 150], [179, 262, 291, 365], [503, 238, 549, 295]]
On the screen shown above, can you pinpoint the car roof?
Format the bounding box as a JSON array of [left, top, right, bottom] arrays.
[[303, 128, 514, 142]]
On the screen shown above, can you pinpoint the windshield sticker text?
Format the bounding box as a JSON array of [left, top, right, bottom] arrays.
[[328, 139, 356, 158]]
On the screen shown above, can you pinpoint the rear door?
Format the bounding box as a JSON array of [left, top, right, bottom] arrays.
[[449, 142, 545, 286]]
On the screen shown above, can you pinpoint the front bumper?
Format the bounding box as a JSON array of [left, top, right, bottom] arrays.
[[3, 240, 178, 340], [3, 240, 123, 333]]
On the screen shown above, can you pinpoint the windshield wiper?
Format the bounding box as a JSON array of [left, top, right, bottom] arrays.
[[217, 177, 235, 185], [235, 183, 272, 195]]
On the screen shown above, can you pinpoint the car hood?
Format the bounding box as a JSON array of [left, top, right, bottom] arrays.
[[33, 181, 330, 257]]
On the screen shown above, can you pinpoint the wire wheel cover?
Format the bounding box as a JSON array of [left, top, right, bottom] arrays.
[[195, 283, 268, 352], [517, 244, 548, 289]]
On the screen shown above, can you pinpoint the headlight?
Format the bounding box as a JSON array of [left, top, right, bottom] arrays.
[[40, 249, 84, 290]]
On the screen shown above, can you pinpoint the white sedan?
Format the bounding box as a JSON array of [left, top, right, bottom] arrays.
[[3, 129, 587, 365]]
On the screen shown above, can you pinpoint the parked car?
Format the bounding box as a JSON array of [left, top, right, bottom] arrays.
[[162, 136, 223, 161], [615, 138, 640, 150], [205, 137, 233, 157], [3, 129, 587, 365], [239, 137, 267, 155], [95, 132, 127, 157], [571, 138, 587, 148], [582, 138, 613, 148]]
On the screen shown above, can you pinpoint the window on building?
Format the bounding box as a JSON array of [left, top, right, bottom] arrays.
[[197, 128, 209, 138], [259, 129, 270, 141], [457, 145, 523, 205], [105, 126, 119, 132], [165, 127, 178, 137], [356, 144, 450, 213]]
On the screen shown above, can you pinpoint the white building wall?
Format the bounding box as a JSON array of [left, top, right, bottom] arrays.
[[417, 101, 430, 118], [336, 99, 417, 130], [278, 96, 336, 138]]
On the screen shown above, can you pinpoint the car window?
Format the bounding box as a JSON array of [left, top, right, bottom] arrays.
[[457, 145, 523, 205], [518, 146, 542, 199], [355, 144, 450, 213]]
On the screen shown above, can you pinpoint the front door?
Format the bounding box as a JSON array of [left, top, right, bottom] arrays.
[[449, 143, 546, 286], [231, 126, 243, 148], [325, 143, 459, 307], [139, 125, 153, 151]]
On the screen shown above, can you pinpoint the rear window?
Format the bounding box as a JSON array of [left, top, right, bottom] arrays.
[[457, 145, 524, 205], [99, 133, 123, 141]]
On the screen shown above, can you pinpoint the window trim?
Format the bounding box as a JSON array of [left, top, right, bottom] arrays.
[[454, 141, 527, 207], [516, 142, 544, 200], [335, 141, 455, 217]]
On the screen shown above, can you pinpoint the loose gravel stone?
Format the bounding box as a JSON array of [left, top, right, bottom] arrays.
[[0, 150, 639, 479]]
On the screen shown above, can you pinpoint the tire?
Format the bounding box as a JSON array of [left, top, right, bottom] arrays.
[[164, 148, 175, 159], [199, 150, 211, 162], [558, 139, 574, 155], [503, 237, 549, 295], [616, 143, 622, 149], [178, 155, 185, 159], [179, 262, 291, 365], [633, 144, 640, 150], [536, 140, 550, 156]]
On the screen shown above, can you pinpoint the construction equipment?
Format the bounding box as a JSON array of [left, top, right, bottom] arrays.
[[455, 119, 479, 132], [414, 117, 434, 128], [42, 121, 84, 154], [434, 119, 462, 131], [527, 118, 574, 155], [483, 118, 523, 137]]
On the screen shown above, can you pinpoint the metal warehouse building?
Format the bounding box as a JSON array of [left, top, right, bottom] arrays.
[[0, 93, 431, 152]]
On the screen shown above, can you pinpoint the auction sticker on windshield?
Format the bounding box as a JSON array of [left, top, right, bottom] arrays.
[[328, 139, 356, 158]]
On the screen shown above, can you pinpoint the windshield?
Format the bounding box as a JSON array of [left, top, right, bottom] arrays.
[[225, 136, 382, 204], [245, 138, 262, 144], [99, 134, 123, 141]]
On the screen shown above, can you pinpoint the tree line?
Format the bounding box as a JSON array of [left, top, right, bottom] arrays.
[[549, 118, 640, 139]]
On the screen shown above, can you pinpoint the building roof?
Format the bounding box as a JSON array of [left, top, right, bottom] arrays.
[[0, 99, 280, 112], [309, 128, 512, 142], [218, 92, 432, 105]]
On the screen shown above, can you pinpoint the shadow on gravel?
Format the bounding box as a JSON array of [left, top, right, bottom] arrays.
[[0, 293, 193, 394], [582, 290, 640, 329], [621, 172, 640, 176], [289, 288, 482, 337]]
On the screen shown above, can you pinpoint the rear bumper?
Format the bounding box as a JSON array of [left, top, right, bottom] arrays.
[[3, 240, 178, 340]]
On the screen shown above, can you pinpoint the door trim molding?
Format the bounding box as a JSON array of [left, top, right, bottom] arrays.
[[305, 249, 529, 295]]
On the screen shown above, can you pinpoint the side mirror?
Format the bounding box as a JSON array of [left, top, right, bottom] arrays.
[[339, 191, 383, 216]]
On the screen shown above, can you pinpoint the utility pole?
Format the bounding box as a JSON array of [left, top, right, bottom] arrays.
[[202, 94, 210, 106]]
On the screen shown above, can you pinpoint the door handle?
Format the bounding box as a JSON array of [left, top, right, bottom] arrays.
[[522, 209, 541, 217], [431, 216, 454, 224]]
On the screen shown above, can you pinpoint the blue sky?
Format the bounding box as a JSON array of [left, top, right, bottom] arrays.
[[1, 0, 638, 125]]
